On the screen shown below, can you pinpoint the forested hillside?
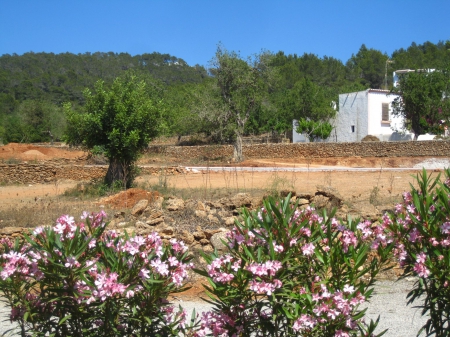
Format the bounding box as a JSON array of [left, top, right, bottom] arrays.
[[0, 40, 449, 144]]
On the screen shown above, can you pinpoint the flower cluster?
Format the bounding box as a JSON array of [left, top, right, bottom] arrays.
[[0, 211, 193, 337], [293, 284, 365, 335], [197, 195, 391, 336], [386, 169, 450, 336]]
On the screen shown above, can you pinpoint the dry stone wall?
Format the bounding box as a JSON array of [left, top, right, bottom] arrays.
[[0, 164, 187, 185], [148, 140, 450, 161]]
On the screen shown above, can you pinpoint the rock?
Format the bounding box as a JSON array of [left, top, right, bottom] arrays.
[[218, 211, 230, 218], [312, 195, 329, 209], [146, 217, 165, 226], [179, 230, 195, 245], [160, 226, 174, 236], [202, 244, 214, 253], [297, 198, 310, 206], [195, 210, 207, 218], [166, 197, 185, 211], [203, 229, 221, 240], [151, 196, 164, 210], [231, 193, 253, 208], [0, 227, 23, 235], [116, 221, 132, 228], [196, 201, 206, 211], [136, 222, 152, 235], [114, 211, 125, 218], [131, 199, 149, 216], [199, 238, 210, 246], [224, 217, 236, 226], [210, 231, 229, 252], [193, 231, 206, 240], [315, 185, 343, 208], [145, 210, 164, 225], [207, 214, 219, 224]]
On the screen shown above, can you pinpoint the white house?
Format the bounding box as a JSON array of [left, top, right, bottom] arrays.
[[332, 89, 413, 142]]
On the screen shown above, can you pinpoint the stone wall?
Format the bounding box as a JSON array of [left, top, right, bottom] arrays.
[[148, 140, 450, 161], [0, 164, 187, 185]]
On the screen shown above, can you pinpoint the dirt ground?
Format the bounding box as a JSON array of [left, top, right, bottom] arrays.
[[0, 142, 438, 211]]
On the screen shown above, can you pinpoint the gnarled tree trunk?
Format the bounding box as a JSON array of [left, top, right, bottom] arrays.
[[105, 158, 132, 188]]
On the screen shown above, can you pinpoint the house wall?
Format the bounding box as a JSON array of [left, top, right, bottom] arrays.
[[336, 91, 369, 142], [366, 90, 406, 141]]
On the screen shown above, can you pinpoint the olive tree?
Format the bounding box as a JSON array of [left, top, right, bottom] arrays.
[[64, 74, 162, 187], [210, 46, 275, 162]]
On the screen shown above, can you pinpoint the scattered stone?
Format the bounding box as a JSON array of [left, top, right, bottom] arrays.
[[116, 221, 131, 228], [151, 196, 164, 210], [201, 229, 216, 240], [0, 227, 24, 235], [179, 230, 195, 245], [207, 214, 219, 224], [160, 226, 174, 236], [224, 217, 236, 226], [131, 199, 149, 216], [166, 197, 185, 211], [196, 201, 206, 211], [195, 210, 207, 218], [146, 217, 164, 226], [297, 198, 310, 206], [202, 244, 214, 253], [193, 231, 206, 240]]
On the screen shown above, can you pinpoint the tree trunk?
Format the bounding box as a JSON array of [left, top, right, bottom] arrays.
[[233, 133, 244, 162], [105, 158, 130, 187]]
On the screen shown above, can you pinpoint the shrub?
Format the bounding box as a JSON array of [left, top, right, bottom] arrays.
[[195, 195, 393, 336], [387, 169, 450, 336], [0, 211, 194, 336]]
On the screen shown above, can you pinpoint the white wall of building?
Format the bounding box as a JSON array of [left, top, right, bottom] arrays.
[[366, 90, 407, 141], [335, 89, 414, 142], [335, 90, 369, 142]]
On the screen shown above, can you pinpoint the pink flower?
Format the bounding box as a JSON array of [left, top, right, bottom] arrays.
[[65, 256, 80, 268], [413, 263, 430, 278], [302, 243, 315, 256]]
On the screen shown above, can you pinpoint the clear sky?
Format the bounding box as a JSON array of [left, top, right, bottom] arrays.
[[1, 0, 449, 67]]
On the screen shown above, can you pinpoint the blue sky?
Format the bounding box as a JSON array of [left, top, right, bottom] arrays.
[[1, 1, 449, 67]]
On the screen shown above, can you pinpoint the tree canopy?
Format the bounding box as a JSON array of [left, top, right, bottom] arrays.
[[208, 45, 275, 161], [1, 39, 450, 146], [391, 68, 450, 140], [64, 73, 163, 186]]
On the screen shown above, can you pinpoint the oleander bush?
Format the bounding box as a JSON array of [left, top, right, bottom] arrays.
[[387, 169, 450, 337], [0, 211, 194, 337], [195, 195, 394, 337]]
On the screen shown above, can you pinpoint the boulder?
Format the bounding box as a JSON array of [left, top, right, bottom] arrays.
[[210, 231, 229, 252]]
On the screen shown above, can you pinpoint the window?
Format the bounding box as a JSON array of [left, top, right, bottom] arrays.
[[382, 103, 390, 122], [351, 125, 355, 133]]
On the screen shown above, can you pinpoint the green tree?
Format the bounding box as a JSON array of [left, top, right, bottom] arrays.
[[346, 44, 388, 89], [276, 78, 336, 141], [210, 45, 275, 161], [391, 68, 450, 140], [64, 74, 162, 187]]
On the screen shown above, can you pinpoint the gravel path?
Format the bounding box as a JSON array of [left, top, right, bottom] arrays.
[[0, 278, 428, 337]]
